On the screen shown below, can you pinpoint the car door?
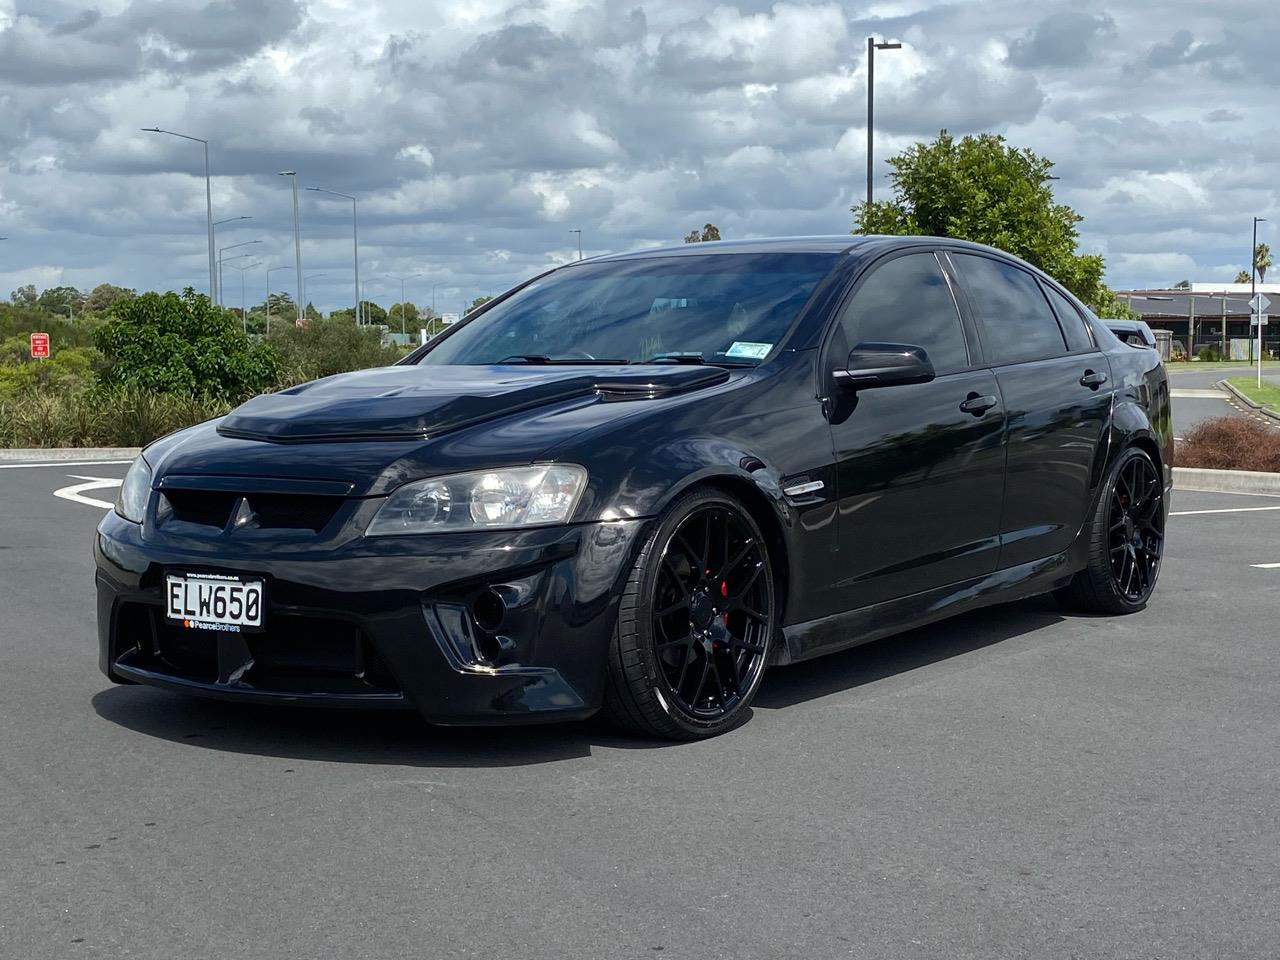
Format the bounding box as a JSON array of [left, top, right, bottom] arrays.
[[948, 252, 1113, 570], [824, 250, 1006, 612]]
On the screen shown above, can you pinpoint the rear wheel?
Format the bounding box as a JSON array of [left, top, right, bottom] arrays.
[[603, 489, 776, 740], [1057, 447, 1165, 614]]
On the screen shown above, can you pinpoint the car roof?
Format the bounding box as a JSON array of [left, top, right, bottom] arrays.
[[585, 234, 1013, 263]]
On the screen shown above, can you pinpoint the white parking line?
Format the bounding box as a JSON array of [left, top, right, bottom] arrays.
[[1171, 506, 1280, 516], [0, 459, 133, 470], [1252, 563, 1280, 569], [52, 475, 122, 510]]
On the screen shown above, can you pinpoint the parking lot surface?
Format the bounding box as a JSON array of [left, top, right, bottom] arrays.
[[3, 458, 1278, 959]]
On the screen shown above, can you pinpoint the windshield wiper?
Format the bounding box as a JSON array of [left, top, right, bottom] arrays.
[[497, 355, 630, 365], [644, 355, 757, 367]]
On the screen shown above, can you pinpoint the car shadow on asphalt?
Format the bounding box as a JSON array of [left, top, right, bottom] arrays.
[[754, 594, 1066, 710], [91, 595, 1068, 767]]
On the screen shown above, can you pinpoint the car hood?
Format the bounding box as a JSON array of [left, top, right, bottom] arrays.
[[217, 364, 730, 443], [145, 363, 737, 498]]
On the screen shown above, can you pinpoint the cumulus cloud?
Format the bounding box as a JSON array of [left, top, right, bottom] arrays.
[[0, 0, 1277, 304]]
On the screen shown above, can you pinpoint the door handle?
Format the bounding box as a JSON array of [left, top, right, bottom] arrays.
[[1080, 369, 1109, 389], [959, 393, 998, 416]]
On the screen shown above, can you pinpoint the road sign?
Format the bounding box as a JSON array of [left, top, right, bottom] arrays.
[[29, 332, 49, 359], [1249, 293, 1271, 313], [1251, 314, 1269, 327], [441, 312, 460, 326]]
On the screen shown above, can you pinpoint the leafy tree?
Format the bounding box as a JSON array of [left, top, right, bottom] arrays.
[[84, 283, 136, 315], [1172, 279, 1191, 290], [1235, 270, 1252, 284], [854, 130, 1128, 316], [387, 302, 421, 329], [10, 284, 36, 306], [1255, 242, 1272, 283], [468, 296, 493, 313], [37, 286, 85, 317], [266, 316, 401, 384], [94, 288, 280, 399], [361, 301, 388, 325], [251, 292, 296, 317], [684, 223, 722, 243], [304, 301, 323, 322]]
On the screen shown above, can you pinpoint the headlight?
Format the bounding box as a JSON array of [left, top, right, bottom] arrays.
[[115, 455, 153, 524], [366, 465, 588, 536]]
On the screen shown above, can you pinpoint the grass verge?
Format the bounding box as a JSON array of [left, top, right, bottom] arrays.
[[0, 388, 232, 448], [1225, 377, 1280, 414]]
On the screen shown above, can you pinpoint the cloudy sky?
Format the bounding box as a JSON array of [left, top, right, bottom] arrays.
[[1, 0, 1276, 312]]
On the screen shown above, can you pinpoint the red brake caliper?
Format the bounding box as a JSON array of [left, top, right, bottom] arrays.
[[720, 579, 729, 626]]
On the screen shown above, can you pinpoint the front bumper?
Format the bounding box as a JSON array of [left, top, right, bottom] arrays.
[[95, 510, 647, 724]]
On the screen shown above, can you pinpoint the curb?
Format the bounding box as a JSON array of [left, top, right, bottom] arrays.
[[0, 447, 141, 462], [1215, 379, 1280, 424], [1174, 466, 1280, 496]]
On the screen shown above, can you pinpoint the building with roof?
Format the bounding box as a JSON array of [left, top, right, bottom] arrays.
[[1116, 285, 1279, 359]]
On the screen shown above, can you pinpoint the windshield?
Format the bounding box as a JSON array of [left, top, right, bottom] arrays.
[[417, 252, 838, 366]]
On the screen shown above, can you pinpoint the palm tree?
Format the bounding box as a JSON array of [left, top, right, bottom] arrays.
[[1235, 270, 1251, 284], [1255, 242, 1273, 283]]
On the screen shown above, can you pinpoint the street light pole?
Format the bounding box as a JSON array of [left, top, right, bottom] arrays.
[[217, 240, 261, 306], [866, 38, 902, 211], [307, 187, 360, 326], [1254, 217, 1268, 385], [227, 260, 260, 334], [569, 228, 582, 260], [142, 127, 216, 300], [279, 172, 304, 323]]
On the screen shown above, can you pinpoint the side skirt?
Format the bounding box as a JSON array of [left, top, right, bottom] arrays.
[[778, 550, 1076, 665]]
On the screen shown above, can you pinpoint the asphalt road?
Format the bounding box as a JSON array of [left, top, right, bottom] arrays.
[[1167, 364, 1280, 437], [4, 458, 1280, 959]]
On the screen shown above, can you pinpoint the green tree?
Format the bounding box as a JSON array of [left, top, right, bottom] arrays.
[[1255, 242, 1272, 283], [84, 283, 136, 315], [361, 301, 388, 325], [468, 296, 493, 313], [10, 284, 36, 306], [854, 130, 1127, 316], [1235, 270, 1252, 284], [94, 288, 280, 399], [387, 301, 421, 329], [37, 286, 85, 317], [684, 223, 722, 243], [1172, 279, 1191, 290]]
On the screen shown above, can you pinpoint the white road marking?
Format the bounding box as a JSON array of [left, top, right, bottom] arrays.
[[1170, 388, 1229, 399], [53, 475, 122, 510], [1171, 506, 1280, 517], [0, 459, 133, 470], [1251, 563, 1280, 569]]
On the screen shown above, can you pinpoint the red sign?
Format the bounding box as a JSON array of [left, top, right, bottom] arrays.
[[30, 332, 49, 359]]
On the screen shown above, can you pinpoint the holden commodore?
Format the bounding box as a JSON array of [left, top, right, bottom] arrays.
[[96, 237, 1171, 740]]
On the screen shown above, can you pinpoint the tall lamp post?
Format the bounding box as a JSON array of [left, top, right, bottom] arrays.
[[142, 127, 216, 299], [569, 228, 582, 260], [265, 265, 291, 334], [307, 186, 360, 326], [1253, 217, 1267, 381], [279, 172, 304, 323], [211, 216, 251, 303], [388, 273, 422, 334], [217, 240, 261, 306], [865, 38, 902, 210]]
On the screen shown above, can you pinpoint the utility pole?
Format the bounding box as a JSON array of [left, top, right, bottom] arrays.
[[280, 172, 304, 323], [866, 38, 902, 210], [1254, 217, 1267, 382], [570, 228, 582, 260]]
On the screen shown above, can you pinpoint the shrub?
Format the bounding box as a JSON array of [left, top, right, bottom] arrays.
[[1196, 345, 1223, 362], [1177, 417, 1280, 473], [266, 316, 401, 385], [95, 288, 280, 399]]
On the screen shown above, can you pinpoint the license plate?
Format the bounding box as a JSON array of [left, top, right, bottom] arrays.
[[165, 573, 264, 632]]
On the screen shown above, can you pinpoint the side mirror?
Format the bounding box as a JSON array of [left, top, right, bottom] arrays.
[[833, 342, 936, 391]]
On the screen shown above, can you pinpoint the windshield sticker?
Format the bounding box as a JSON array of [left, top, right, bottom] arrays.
[[726, 341, 772, 360]]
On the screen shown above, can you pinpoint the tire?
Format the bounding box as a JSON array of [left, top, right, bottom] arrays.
[[602, 488, 778, 740], [1056, 447, 1165, 614]]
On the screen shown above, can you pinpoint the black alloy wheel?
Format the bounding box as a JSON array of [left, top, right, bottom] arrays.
[[604, 489, 777, 740], [1108, 452, 1164, 603], [1057, 447, 1165, 614]]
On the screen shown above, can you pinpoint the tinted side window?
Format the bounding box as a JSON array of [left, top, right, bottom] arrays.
[[838, 253, 969, 374], [954, 254, 1067, 363], [1041, 282, 1094, 352]]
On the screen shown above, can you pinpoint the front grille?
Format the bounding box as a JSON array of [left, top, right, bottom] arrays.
[[160, 490, 344, 532], [164, 489, 238, 528]]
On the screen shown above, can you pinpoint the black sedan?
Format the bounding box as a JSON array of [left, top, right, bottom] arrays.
[[96, 236, 1171, 740]]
